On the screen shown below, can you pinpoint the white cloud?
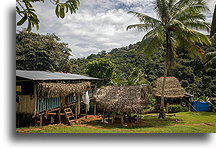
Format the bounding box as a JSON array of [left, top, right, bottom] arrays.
[[17, 0, 215, 58]]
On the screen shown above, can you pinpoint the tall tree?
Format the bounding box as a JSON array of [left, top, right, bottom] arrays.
[[16, 0, 80, 31], [127, 0, 211, 118], [16, 31, 72, 72], [210, 5, 216, 37]]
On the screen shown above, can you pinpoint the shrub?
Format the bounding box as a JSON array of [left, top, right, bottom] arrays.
[[168, 105, 188, 113]]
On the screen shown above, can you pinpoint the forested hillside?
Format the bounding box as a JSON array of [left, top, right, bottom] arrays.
[[71, 39, 216, 98], [16, 31, 216, 98]]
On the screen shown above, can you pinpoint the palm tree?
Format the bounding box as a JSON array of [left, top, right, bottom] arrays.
[[127, 0, 211, 118], [205, 34, 216, 71], [210, 5, 215, 37]]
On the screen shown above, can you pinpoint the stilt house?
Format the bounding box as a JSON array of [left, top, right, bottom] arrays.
[[16, 70, 99, 127]]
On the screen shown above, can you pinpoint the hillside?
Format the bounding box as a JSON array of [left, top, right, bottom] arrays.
[[71, 42, 216, 98]]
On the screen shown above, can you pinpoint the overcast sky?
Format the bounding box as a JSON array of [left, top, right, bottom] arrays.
[[16, 0, 215, 58]]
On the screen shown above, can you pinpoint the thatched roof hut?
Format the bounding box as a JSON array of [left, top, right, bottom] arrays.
[[153, 77, 186, 98], [37, 82, 91, 98], [94, 85, 152, 113]]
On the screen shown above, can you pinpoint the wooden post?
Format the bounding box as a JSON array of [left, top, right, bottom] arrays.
[[75, 100, 78, 119], [85, 104, 88, 119], [58, 109, 61, 123], [34, 83, 38, 116], [40, 115, 43, 127], [77, 94, 80, 115], [121, 115, 124, 125], [102, 111, 105, 123], [166, 103, 169, 113], [94, 98, 97, 115], [111, 113, 115, 124]]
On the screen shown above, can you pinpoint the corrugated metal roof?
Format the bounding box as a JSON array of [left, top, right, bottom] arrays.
[[16, 70, 100, 81]]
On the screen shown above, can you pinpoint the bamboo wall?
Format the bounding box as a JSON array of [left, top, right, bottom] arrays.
[[16, 95, 35, 114]]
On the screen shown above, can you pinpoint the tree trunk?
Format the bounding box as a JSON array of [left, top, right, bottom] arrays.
[[159, 66, 167, 119], [159, 30, 170, 119], [210, 4, 215, 37]]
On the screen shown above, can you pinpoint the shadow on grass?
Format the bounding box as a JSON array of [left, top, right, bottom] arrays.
[[83, 116, 183, 129]]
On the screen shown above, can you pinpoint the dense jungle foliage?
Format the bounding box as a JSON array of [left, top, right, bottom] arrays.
[[71, 35, 216, 98]]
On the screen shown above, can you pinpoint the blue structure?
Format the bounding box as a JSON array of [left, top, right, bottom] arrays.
[[192, 101, 210, 112], [36, 97, 61, 112]]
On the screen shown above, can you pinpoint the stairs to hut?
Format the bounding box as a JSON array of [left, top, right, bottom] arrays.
[[64, 108, 76, 125]]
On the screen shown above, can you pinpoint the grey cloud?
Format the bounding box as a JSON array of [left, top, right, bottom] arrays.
[[17, 0, 215, 58]]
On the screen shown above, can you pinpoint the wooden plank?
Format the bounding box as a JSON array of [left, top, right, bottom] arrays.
[[16, 95, 34, 114]]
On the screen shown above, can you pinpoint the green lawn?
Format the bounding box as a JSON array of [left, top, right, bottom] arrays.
[[16, 112, 216, 133]]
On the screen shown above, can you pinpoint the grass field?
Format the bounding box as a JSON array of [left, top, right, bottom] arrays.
[[16, 112, 216, 133]]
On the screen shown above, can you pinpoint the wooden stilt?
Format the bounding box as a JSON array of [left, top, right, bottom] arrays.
[[77, 94, 80, 115], [75, 101, 78, 119], [111, 117, 114, 124], [94, 98, 97, 115], [85, 104, 88, 119], [58, 109, 61, 123], [166, 103, 169, 113], [120, 115, 124, 125], [34, 83, 38, 116], [103, 112, 105, 123], [40, 115, 43, 127]]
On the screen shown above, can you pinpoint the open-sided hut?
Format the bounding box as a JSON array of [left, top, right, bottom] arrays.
[[94, 85, 152, 115], [16, 70, 99, 127], [153, 77, 192, 110]]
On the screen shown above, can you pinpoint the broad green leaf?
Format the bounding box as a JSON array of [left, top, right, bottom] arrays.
[[55, 5, 60, 18], [17, 15, 28, 26], [59, 6, 65, 18], [27, 19, 32, 32]]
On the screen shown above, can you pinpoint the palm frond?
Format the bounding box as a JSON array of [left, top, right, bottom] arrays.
[[172, 22, 210, 59], [154, 0, 170, 22], [183, 21, 210, 32], [169, 19, 211, 46], [127, 23, 156, 31], [128, 11, 161, 27], [137, 26, 165, 56], [178, 13, 205, 22], [171, 0, 209, 20], [204, 39, 216, 71], [168, 0, 177, 10], [206, 51, 216, 60]]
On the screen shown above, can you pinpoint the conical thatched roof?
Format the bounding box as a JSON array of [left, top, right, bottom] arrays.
[[37, 82, 91, 98], [94, 85, 152, 113], [153, 77, 186, 98]]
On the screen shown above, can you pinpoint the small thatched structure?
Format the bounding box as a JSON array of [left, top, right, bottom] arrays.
[[37, 82, 91, 98], [153, 77, 186, 98], [94, 85, 152, 113], [153, 77, 193, 111]]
